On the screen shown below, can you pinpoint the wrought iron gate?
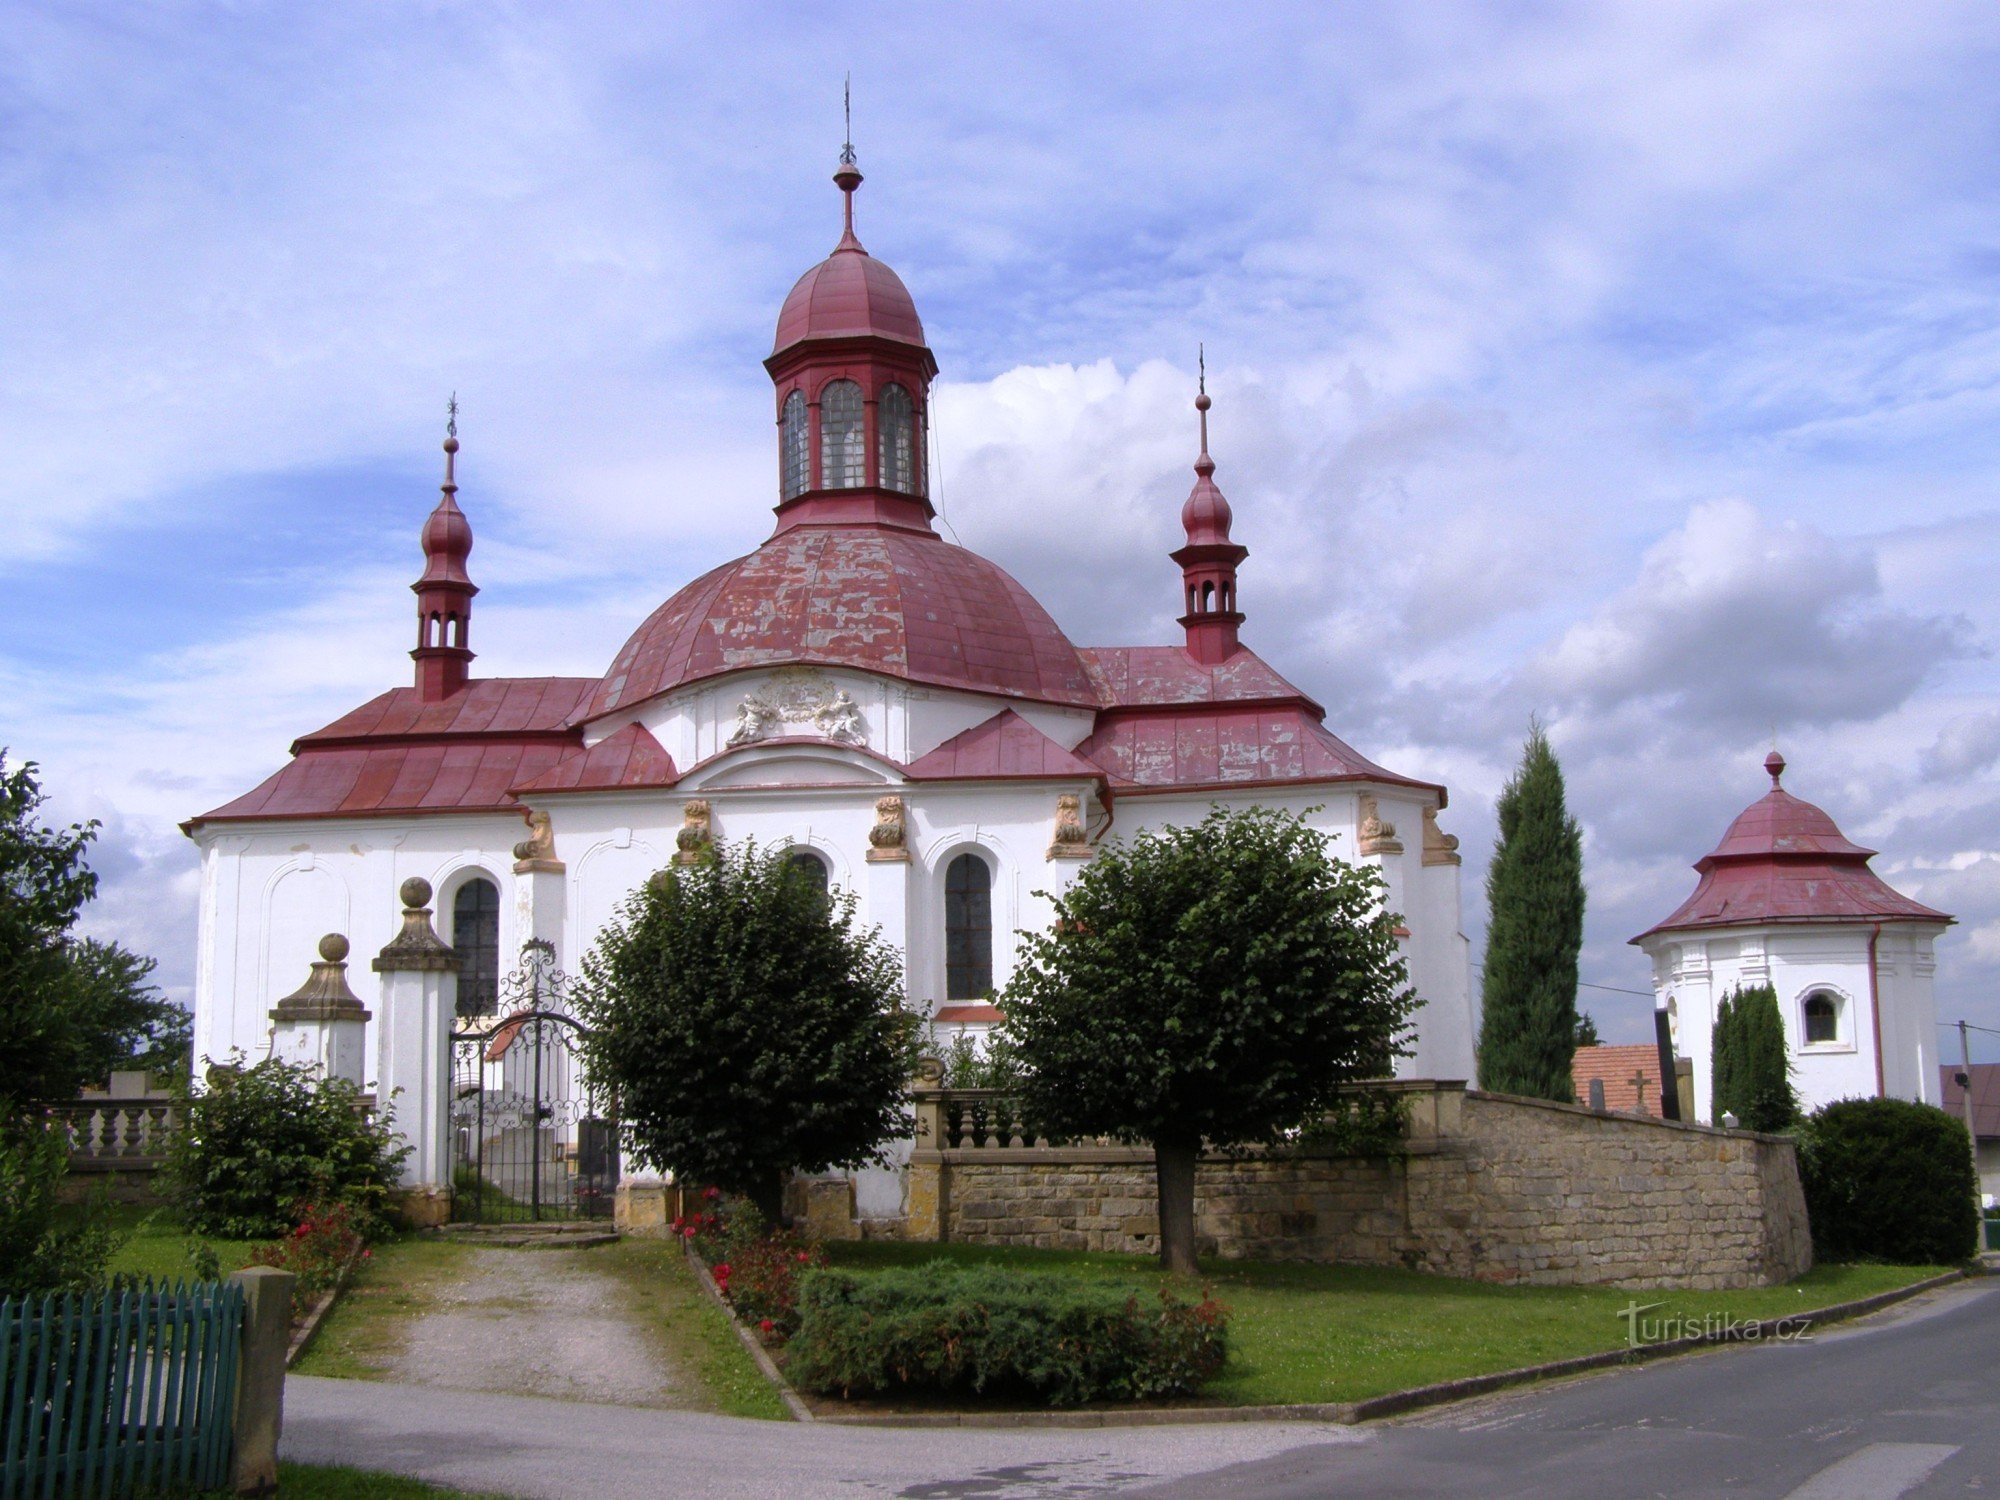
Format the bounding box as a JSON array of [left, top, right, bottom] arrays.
[[448, 940, 618, 1222]]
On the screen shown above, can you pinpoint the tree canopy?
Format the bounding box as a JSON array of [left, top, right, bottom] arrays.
[[1000, 805, 1415, 1274], [577, 841, 919, 1222], [0, 753, 185, 1117], [1476, 725, 1586, 1101]]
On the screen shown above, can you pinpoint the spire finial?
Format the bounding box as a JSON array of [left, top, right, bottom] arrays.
[[832, 77, 863, 245], [442, 393, 459, 495], [1194, 346, 1214, 476], [1765, 748, 1786, 789]]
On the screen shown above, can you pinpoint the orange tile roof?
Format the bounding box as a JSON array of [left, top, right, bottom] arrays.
[[1573, 1044, 1664, 1115]]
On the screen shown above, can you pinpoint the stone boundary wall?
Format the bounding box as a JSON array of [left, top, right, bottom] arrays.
[[904, 1082, 1812, 1290]]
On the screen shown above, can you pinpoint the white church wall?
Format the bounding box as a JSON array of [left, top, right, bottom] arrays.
[[1641, 922, 1945, 1122]]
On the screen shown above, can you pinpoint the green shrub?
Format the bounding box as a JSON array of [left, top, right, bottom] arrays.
[[1796, 1097, 1978, 1264], [163, 1057, 408, 1240], [0, 1116, 117, 1295], [786, 1265, 1229, 1406]]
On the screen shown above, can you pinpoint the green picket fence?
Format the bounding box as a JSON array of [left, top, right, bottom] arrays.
[[0, 1280, 244, 1500]]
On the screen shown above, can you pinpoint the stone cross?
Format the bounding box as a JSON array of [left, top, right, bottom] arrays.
[[1630, 1071, 1651, 1114]]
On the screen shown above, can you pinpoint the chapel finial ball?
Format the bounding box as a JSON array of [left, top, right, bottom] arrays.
[[400, 876, 434, 909], [319, 933, 350, 963], [1765, 749, 1786, 788]]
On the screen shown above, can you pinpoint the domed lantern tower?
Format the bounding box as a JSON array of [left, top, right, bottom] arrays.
[[1171, 361, 1248, 664], [412, 411, 477, 700], [764, 145, 939, 534]]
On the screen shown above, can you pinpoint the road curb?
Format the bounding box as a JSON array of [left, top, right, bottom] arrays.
[[815, 1268, 1971, 1430], [681, 1238, 816, 1423]]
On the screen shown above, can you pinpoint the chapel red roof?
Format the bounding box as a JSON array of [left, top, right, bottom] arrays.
[[906, 711, 1104, 782], [1077, 701, 1437, 794], [1080, 646, 1322, 713], [510, 723, 679, 795], [1633, 752, 1951, 942], [585, 528, 1099, 720], [773, 247, 925, 355]]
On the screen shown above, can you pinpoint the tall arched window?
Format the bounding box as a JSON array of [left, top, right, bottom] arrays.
[[452, 877, 501, 1017], [820, 380, 865, 488], [944, 854, 993, 1000], [1803, 991, 1839, 1045], [786, 848, 830, 898], [878, 384, 915, 494], [780, 391, 810, 498]]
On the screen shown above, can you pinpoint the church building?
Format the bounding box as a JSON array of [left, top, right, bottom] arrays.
[[1634, 751, 1951, 1121], [183, 151, 1478, 1200]]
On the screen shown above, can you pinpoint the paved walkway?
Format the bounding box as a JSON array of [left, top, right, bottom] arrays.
[[382, 1246, 690, 1409], [281, 1377, 1359, 1498]]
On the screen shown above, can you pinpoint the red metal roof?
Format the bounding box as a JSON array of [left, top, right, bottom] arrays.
[[586, 527, 1099, 719], [297, 679, 595, 748], [1077, 702, 1437, 794], [1572, 1045, 1665, 1115], [773, 244, 925, 356], [906, 711, 1103, 782], [511, 723, 679, 795], [1634, 780, 1951, 942], [1080, 646, 1320, 713], [1940, 1062, 2000, 1141]]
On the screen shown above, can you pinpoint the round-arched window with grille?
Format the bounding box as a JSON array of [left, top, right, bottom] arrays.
[[451, 877, 500, 1016], [878, 384, 916, 494], [780, 390, 810, 498], [944, 853, 993, 1000], [820, 381, 865, 489]]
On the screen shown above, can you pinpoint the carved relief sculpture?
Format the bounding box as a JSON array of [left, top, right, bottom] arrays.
[[511, 808, 564, 874], [1421, 806, 1462, 867], [1047, 792, 1091, 860], [675, 800, 714, 865], [1357, 794, 1403, 857], [726, 669, 867, 748], [866, 794, 909, 862]]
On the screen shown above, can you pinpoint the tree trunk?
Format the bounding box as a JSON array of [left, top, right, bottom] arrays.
[[1154, 1140, 1200, 1277], [749, 1172, 787, 1229]]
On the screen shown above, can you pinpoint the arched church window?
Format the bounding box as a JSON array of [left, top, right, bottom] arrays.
[[878, 384, 915, 494], [786, 848, 830, 898], [452, 877, 500, 1017], [944, 853, 993, 1000], [781, 391, 810, 498], [820, 381, 865, 489], [1803, 991, 1839, 1045]]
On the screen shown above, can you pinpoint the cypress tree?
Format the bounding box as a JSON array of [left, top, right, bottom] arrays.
[[1714, 983, 1797, 1132], [1476, 725, 1586, 1101], [1710, 988, 1740, 1122]]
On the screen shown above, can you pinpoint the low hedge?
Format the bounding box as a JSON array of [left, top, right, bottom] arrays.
[[1796, 1097, 1978, 1264], [785, 1264, 1228, 1406]]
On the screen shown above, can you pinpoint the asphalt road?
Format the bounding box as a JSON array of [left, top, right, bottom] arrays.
[[1137, 1276, 2000, 1500], [281, 1276, 1998, 1499]]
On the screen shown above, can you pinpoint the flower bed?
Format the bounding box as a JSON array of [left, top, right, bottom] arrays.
[[675, 1191, 825, 1341]]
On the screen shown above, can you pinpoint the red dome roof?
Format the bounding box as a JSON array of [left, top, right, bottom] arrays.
[[1634, 765, 1950, 942], [585, 527, 1097, 720], [773, 244, 926, 355]]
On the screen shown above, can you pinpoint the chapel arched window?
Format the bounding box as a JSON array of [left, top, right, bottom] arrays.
[[1803, 992, 1839, 1045], [944, 853, 993, 1001], [878, 384, 916, 494], [787, 848, 830, 899], [452, 876, 501, 1017], [780, 391, 810, 498], [820, 380, 865, 489]]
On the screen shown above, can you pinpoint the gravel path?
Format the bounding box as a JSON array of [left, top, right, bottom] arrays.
[[386, 1246, 691, 1408]]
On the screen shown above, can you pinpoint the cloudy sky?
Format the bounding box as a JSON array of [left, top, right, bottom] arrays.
[[5, 2, 1998, 1059]]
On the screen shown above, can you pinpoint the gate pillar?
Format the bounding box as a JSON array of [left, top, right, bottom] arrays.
[[269, 934, 371, 1087], [512, 808, 567, 947], [373, 877, 461, 1225]]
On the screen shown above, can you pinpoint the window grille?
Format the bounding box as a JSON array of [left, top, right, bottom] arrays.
[[944, 853, 993, 1000], [879, 384, 915, 494], [781, 391, 810, 498], [452, 877, 501, 1016], [820, 381, 865, 488]]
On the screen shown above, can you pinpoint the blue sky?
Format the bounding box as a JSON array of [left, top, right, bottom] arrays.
[[5, 2, 1999, 1058]]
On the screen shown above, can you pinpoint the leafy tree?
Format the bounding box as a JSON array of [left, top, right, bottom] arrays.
[[0, 754, 187, 1114], [1573, 1011, 1601, 1048], [162, 1055, 409, 1239], [1476, 725, 1586, 1101], [1000, 806, 1415, 1276], [0, 1116, 118, 1295], [1710, 983, 1797, 1131], [577, 842, 919, 1224], [1797, 1098, 1977, 1263]]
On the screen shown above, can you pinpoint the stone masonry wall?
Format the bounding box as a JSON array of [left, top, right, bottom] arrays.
[[913, 1086, 1812, 1291]]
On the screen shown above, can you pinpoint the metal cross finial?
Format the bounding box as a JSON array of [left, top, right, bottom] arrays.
[[1199, 343, 1206, 396], [446, 393, 458, 440], [841, 75, 856, 166]]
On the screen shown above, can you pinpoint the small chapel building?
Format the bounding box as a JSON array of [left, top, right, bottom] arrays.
[[182, 152, 1477, 1209], [1634, 751, 1952, 1122]]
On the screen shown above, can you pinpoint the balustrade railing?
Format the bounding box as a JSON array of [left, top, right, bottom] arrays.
[[45, 1100, 181, 1170]]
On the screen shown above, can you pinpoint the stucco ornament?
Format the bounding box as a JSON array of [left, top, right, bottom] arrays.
[[675, 800, 714, 865], [1047, 792, 1091, 860], [726, 669, 867, 747], [511, 808, 564, 874], [1421, 806, 1461, 867], [1358, 794, 1403, 857], [866, 794, 909, 862]]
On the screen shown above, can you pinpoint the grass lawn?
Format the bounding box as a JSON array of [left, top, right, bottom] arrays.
[[821, 1241, 1949, 1407], [86, 1202, 265, 1285], [595, 1238, 792, 1421]]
